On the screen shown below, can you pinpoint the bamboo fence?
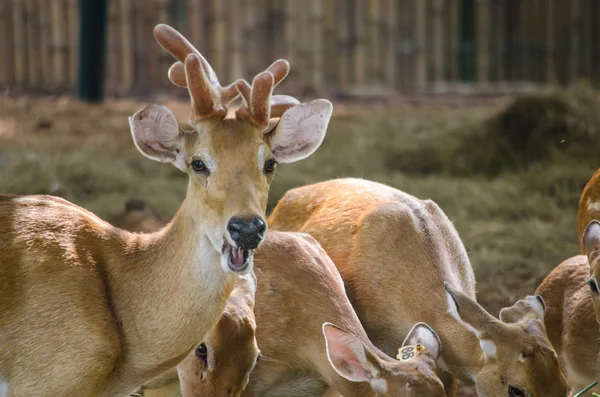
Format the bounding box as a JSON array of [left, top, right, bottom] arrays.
[[0, 0, 599, 97]]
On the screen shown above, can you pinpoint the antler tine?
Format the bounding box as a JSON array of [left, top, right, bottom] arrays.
[[168, 61, 239, 105], [184, 54, 222, 120], [154, 24, 240, 119], [234, 59, 300, 129]]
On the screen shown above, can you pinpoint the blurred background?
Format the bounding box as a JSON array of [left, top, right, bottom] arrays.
[[1, 2, 600, 395], [1, 1, 599, 96]]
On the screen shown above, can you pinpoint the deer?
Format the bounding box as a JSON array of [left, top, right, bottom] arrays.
[[116, 202, 447, 397], [0, 24, 332, 396], [535, 220, 600, 395], [578, 168, 600, 253], [138, 272, 259, 397], [268, 177, 569, 397]]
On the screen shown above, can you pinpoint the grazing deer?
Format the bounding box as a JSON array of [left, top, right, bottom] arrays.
[[536, 220, 600, 395], [138, 272, 258, 397], [117, 203, 446, 397], [0, 24, 332, 396], [578, 169, 600, 253], [268, 178, 569, 397]]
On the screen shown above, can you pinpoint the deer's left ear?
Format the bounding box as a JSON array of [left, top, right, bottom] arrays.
[[267, 99, 333, 164]]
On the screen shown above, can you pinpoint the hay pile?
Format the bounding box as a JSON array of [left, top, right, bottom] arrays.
[[382, 85, 600, 177]]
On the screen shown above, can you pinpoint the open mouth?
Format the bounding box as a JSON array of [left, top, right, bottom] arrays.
[[224, 244, 253, 272]]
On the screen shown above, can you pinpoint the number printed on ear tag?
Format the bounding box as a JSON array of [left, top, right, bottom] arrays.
[[397, 344, 425, 361]]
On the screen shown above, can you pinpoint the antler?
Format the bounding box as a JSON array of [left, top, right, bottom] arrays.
[[153, 24, 239, 121], [233, 60, 300, 128], [168, 54, 300, 129]]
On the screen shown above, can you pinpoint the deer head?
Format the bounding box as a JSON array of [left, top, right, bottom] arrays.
[[177, 273, 259, 397], [323, 322, 446, 396], [444, 282, 568, 397], [129, 24, 332, 275]]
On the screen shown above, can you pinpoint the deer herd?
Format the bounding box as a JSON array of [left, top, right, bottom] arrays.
[[0, 23, 598, 397]]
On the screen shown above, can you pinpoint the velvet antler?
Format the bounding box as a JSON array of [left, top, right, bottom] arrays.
[[153, 24, 239, 121], [168, 54, 300, 129]]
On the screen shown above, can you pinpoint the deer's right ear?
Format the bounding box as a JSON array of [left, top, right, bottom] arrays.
[[583, 220, 600, 258], [129, 104, 186, 172]]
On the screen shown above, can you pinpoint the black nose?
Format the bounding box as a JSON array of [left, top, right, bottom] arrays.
[[227, 217, 266, 249]]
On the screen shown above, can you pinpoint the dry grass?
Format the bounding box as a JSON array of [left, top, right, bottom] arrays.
[[1, 87, 599, 319]]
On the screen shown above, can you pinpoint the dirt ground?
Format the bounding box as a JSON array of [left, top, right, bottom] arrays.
[[1, 88, 599, 395]]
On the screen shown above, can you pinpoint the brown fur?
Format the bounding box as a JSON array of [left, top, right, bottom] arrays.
[[139, 274, 258, 397], [578, 168, 600, 253], [120, 205, 445, 397], [536, 249, 600, 394], [0, 69, 296, 397], [268, 177, 568, 397]]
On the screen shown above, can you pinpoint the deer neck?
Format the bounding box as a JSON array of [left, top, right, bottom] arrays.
[[107, 193, 237, 373]]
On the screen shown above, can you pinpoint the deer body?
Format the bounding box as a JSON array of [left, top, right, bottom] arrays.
[[536, 221, 600, 395], [0, 195, 234, 396], [120, 200, 445, 397], [535, 255, 600, 395], [268, 178, 568, 397], [0, 24, 332, 396]]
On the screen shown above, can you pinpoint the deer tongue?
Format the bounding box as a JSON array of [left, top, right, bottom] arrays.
[[229, 247, 247, 269]]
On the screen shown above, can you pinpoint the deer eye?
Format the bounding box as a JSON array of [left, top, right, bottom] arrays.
[[589, 278, 599, 295], [191, 159, 208, 173], [508, 386, 524, 397], [264, 159, 277, 174], [195, 343, 208, 363]]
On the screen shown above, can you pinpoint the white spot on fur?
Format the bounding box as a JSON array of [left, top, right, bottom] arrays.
[[257, 146, 268, 171], [446, 291, 481, 338], [370, 378, 388, 394], [480, 340, 497, 359], [0, 379, 8, 397], [518, 353, 526, 362], [196, 149, 216, 173], [587, 198, 600, 212]]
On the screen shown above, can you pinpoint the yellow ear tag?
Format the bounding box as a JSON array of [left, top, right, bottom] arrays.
[[397, 344, 425, 361]]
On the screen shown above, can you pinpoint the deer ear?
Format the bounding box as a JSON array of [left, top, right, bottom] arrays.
[[444, 282, 497, 338], [583, 220, 600, 258], [322, 323, 382, 385], [402, 322, 442, 360], [129, 104, 187, 172], [499, 295, 546, 323], [268, 99, 332, 164]]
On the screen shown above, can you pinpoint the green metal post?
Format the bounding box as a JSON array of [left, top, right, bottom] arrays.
[[76, 0, 109, 102], [460, 0, 475, 82]]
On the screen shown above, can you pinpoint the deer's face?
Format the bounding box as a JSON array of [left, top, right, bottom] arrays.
[[178, 314, 259, 397], [182, 120, 275, 273], [134, 24, 333, 275], [323, 322, 446, 397], [129, 99, 332, 275], [474, 328, 568, 397], [177, 274, 259, 397], [445, 283, 568, 397]]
